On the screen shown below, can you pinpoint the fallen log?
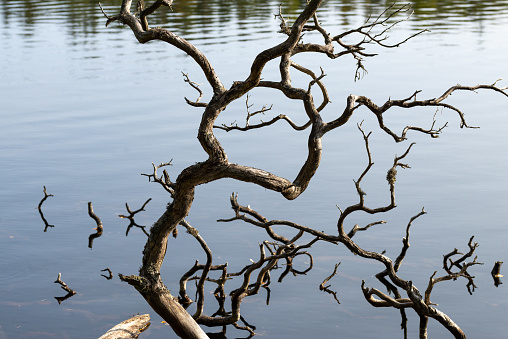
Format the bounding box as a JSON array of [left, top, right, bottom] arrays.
[[99, 314, 150, 339]]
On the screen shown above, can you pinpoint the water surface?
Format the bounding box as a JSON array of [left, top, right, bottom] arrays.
[[1, 1, 508, 338]]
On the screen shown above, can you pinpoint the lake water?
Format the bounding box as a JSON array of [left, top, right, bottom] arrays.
[[1, 0, 508, 338]]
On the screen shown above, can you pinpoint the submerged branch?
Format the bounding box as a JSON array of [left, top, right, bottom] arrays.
[[319, 263, 341, 304], [54, 273, 77, 304], [119, 198, 152, 236], [88, 202, 104, 249], [38, 186, 54, 232]]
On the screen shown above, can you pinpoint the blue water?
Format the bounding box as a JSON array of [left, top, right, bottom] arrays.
[[1, 1, 508, 338]]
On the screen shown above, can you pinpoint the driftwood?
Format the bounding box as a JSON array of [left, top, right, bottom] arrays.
[[98, 314, 150, 339]]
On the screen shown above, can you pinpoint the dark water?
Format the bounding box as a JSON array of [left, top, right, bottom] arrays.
[[1, 1, 508, 338]]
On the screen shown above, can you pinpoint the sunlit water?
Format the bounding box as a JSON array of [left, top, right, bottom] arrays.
[[1, 1, 508, 338]]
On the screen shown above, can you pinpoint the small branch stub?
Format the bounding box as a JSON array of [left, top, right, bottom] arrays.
[[54, 273, 77, 304], [88, 202, 104, 249], [38, 186, 54, 232], [319, 263, 341, 304], [491, 261, 503, 287], [101, 268, 114, 280]]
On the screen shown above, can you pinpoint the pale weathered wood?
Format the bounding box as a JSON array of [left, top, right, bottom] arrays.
[[98, 314, 150, 339]]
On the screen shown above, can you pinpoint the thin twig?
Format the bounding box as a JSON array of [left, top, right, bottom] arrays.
[[38, 186, 54, 232], [319, 263, 341, 304]]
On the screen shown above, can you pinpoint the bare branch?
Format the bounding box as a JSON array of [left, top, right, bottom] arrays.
[[355, 81, 507, 141], [218, 193, 300, 244], [285, 3, 428, 81], [393, 208, 427, 272], [403, 110, 449, 139], [182, 72, 207, 107], [218, 193, 338, 245], [361, 281, 413, 309], [215, 113, 310, 132], [141, 160, 175, 196], [440, 236, 483, 294], [355, 122, 375, 193], [290, 62, 330, 111], [179, 219, 213, 319], [426, 237, 483, 304], [103, 0, 224, 95], [138, 0, 174, 30], [98, 2, 119, 27], [274, 4, 291, 35], [348, 220, 386, 238], [337, 127, 415, 238], [426, 256, 482, 305]]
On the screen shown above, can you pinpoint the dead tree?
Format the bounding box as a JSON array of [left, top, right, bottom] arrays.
[[99, 1, 507, 338]]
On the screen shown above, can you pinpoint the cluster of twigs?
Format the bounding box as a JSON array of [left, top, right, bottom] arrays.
[[41, 188, 149, 301], [212, 123, 485, 338], [175, 216, 317, 336]]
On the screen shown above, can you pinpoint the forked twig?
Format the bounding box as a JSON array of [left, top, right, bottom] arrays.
[[319, 263, 341, 304], [119, 198, 152, 236]]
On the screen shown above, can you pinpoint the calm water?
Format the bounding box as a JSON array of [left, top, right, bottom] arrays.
[[1, 1, 508, 338]]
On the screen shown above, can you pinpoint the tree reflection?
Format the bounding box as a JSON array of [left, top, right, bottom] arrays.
[[2, 0, 508, 40]]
